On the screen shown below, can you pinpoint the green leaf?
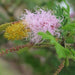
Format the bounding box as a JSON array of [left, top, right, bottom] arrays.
[[38, 32, 56, 45], [38, 32, 50, 39], [38, 31, 70, 58], [71, 49, 75, 56], [62, 23, 75, 43], [55, 44, 66, 58]]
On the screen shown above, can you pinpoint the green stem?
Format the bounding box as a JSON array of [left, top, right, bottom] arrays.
[[65, 57, 69, 67]]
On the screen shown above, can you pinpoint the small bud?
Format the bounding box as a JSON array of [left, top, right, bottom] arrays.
[[0, 52, 1, 56], [10, 48, 13, 52], [6, 49, 9, 54], [16, 47, 19, 51], [18, 46, 22, 49], [22, 45, 25, 48], [2, 51, 4, 55]]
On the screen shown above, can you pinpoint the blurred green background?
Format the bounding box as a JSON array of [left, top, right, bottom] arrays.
[[0, 0, 75, 75]]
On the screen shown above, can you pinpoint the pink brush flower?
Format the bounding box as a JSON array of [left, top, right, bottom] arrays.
[[22, 9, 61, 43], [70, 12, 75, 18]]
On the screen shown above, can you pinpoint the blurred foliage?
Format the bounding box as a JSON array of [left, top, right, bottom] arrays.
[[0, 59, 21, 75], [17, 47, 60, 75], [62, 23, 75, 44], [0, 33, 8, 45], [67, 0, 75, 10], [0, 0, 63, 24], [54, 0, 70, 26]]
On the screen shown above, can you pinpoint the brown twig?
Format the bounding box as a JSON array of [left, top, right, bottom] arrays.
[[54, 60, 65, 75], [0, 43, 34, 56]]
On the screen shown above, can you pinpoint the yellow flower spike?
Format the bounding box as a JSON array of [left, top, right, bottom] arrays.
[[4, 21, 30, 40], [0, 23, 12, 32]]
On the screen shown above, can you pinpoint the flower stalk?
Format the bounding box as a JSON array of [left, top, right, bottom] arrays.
[[0, 43, 33, 56], [54, 60, 65, 75]]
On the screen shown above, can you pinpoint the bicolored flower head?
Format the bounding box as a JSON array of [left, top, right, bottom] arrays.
[[4, 21, 30, 40], [22, 9, 61, 43]]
